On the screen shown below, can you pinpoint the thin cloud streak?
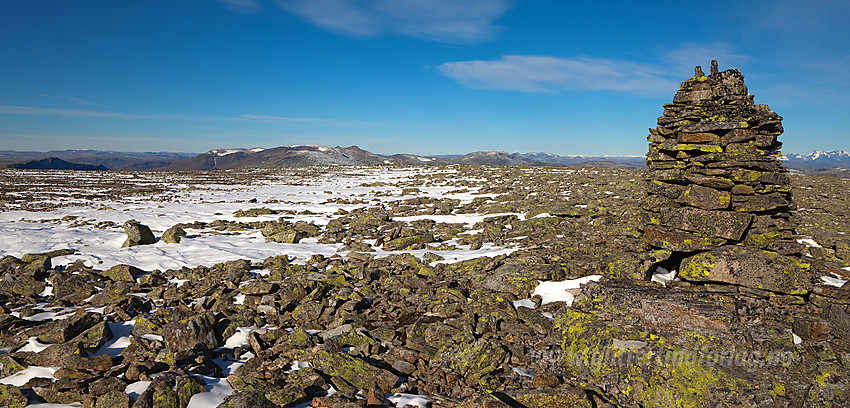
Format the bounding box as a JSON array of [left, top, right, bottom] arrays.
[[0, 105, 136, 119], [276, 0, 511, 43], [0, 105, 222, 121], [218, 0, 262, 14], [0, 105, 373, 128], [238, 114, 319, 122], [38, 95, 110, 109], [237, 113, 373, 127], [437, 55, 678, 95]]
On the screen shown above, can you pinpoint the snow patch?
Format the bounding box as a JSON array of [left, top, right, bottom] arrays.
[[387, 393, 431, 408], [18, 336, 52, 353], [223, 326, 259, 349], [511, 298, 536, 309], [796, 238, 822, 248], [213, 149, 244, 156], [821, 273, 848, 288], [651, 266, 677, 286], [93, 321, 134, 358], [125, 380, 151, 399], [0, 366, 59, 386], [532, 275, 602, 306]]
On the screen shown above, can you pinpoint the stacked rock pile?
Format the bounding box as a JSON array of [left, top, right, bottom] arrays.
[[644, 60, 798, 255]]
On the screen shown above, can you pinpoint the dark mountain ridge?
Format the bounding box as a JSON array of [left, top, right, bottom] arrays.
[[3, 157, 109, 171], [2, 146, 848, 172], [0, 149, 195, 171]]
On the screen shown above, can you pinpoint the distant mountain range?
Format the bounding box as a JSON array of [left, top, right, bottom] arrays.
[[1, 146, 849, 172], [163, 145, 449, 170], [782, 150, 850, 169], [0, 150, 194, 171], [5, 157, 109, 171], [160, 146, 648, 170]]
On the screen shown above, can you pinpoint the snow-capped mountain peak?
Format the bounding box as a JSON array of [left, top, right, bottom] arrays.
[[785, 150, 850, 161]]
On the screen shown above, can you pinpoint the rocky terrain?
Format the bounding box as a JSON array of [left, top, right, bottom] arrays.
[[0, 162, 848, 408]]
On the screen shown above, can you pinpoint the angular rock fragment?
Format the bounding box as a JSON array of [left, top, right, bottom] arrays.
[[218, 390, 278, 408], [122, 219, 156, 247], [162, 312, 219, 353], [161, 225, 187, 244], [0, 384, 27, 408], [102, 264, 145, 282]]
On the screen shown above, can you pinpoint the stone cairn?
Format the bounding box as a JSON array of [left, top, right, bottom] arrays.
[[643, 60, 800, 258]]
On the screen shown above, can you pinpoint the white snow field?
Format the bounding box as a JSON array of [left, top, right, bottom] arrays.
[[0, 166, 519, 272], [0, 166, 529, 407]]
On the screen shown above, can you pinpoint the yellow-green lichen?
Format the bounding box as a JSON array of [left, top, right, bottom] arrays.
[[679, 253, 716, 279]]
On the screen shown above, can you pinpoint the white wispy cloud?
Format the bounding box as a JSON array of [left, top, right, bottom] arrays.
[[238, 113, 373, 127], [0, 105, 136, 119], [38, 95, 110, 109], [0, 105, 225, 121], [0, 105, 370, 128], [238, 114, 316, 122], [218, 0, 262, 14], [276, 0, 511, 43], [437, 55, 678, 95]]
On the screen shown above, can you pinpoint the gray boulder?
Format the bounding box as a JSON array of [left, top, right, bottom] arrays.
[[122, 219, 155, 247]]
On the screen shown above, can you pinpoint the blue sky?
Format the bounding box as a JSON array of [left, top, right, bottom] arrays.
[[0, 0, 848, 155]]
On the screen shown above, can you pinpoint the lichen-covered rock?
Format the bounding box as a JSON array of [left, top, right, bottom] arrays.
[[458, 393, 512, 408], [679, 245, 814, 294], [122, 219, 156, 247], [555, 303, 755, 407], [161, 225, 187, 244], [217, 390, 278, 408], [49, 270, 100, 304], [162, 312, 219, 352], [177, 375, 207, 407], [262, 223, 305, 243], [297, 349, 399, 392], [0, 384, 27, 408], [94, 390, 131, 408], [433, 338, 508, 385], [102, 264, 144, 282], [642, 224, 727, 252], [509, 388, 592, 408], [35, 311, 102, 344], [656, 207, 754, 241], [232, 207, 276, 217], [383, 234, 434, 251], [605, 249, 671, 280]]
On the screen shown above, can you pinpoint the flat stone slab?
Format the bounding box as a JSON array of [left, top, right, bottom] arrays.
[[643, 224, 727, 252], [657, 207, 754, 241], [679, 246, 814, 294]]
